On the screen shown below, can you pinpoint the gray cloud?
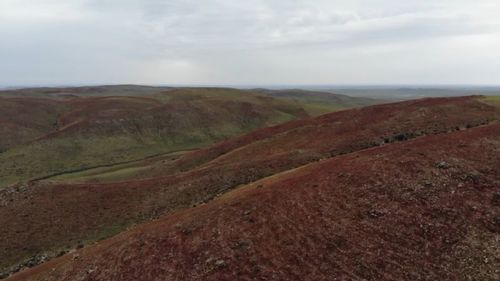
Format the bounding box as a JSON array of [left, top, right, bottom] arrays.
[[1, 0, 499, 85]]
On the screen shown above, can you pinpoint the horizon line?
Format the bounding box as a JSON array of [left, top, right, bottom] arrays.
[[2, 83, 500, 90]]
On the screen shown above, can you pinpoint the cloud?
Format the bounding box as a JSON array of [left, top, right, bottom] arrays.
[[1, 0, 499, 85]]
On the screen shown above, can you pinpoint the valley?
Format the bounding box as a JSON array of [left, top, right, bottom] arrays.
[[0, 86, 378, 187], [1, 91, 499, 280]]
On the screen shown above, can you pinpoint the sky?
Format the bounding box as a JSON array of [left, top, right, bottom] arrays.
[[1, 0, 499, 86]]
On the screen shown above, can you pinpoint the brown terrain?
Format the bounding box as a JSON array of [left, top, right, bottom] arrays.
[[1, 86, 382, 189], [1, 95, 500, 280]]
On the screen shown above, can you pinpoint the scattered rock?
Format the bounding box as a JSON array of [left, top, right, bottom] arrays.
[[86, 266, 97, 274], [25, 255, 48, 268], [56, 250, 68, 257], [462, 173, 481, 183], [181, 227, 193, 235], [231, 239, 251, 250], [367, 209, 385, 218], [1, 254, 51, 278], [215, 259, 226, 267], [436, 161, 450, 169], [393, 133, 408, 141]]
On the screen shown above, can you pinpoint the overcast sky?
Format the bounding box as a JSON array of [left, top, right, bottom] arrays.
[[1, 0, 499, 86]]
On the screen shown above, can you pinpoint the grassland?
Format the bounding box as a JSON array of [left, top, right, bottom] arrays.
[[50, 150, 188, 183], [4, 96, 500, 281], [480, 95, 500, 107], [0, 86, 378, 187]]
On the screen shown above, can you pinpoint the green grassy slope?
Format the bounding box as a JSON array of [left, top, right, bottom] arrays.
[[43, 89, 379, 184], [480, 95, 500, 107], [254, 88, 383, 115], [0, 86, 374, 187], [51, 150, 188, 183]]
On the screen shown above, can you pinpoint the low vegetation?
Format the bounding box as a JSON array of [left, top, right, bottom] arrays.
[[3, 95, 500, 281], [481, 95, 500, 107], [1, 95, 499, 279], [0, 86, 377, 187]]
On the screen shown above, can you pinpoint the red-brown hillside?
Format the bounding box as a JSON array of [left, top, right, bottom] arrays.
[[1, 96, 499, 278], [8, 121, 500, 281], [0, 98, 65, 151], [174, 96, 497, 171]]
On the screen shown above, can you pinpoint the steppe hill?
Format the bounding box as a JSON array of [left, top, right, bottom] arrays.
[[1, 85, 499, 280]]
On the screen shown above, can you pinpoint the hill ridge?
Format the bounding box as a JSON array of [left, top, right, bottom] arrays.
[[1, 95, 499, 279], [7, 121, 500, 281]]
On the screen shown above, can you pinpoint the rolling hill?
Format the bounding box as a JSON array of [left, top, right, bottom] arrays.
[[1, 95, 499, 279], [8, 120, 500, 281], [253, 88, 384, 112], [0, 86, 377, 187]]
